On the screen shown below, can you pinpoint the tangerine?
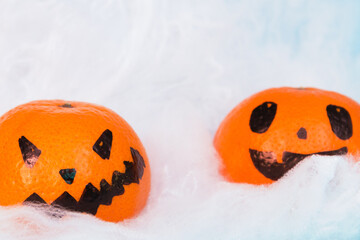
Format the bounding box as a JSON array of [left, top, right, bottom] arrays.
[[0, 100, 151, 222], [214, 87, 360, 184]]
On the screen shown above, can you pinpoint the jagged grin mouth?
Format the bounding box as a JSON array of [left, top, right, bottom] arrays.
[[23, 147, 145, 216], [249, 147, 348, 181]]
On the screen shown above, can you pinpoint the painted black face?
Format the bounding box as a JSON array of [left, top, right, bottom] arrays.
[[248, 104, 352, 181], [22, 129, 146, 217], [250, 102, 277, 133]]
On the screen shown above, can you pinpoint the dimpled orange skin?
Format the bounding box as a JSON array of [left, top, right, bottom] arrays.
[[0, 100, 150, 222], [214, 87, 360, 185]]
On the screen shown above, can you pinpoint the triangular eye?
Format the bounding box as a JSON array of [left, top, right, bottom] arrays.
[[93, 129, 113, 159], [18, 136, 41, 168]]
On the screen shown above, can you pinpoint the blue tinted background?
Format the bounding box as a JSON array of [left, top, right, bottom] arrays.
[[0, 1, 360, 239]]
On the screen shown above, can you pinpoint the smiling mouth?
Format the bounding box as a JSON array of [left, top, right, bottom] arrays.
[[249, 147, 348, 181], [23, 147, 145, 217]]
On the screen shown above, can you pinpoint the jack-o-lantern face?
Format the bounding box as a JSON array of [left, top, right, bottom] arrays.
[[0, 100, 151, 222], [214, 87, 360, 184]]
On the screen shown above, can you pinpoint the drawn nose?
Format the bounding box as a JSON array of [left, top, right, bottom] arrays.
[[59, 168, 77, 184], [297, 127, 307, 140]]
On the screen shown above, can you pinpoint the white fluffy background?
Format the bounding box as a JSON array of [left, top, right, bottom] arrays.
[[1, 0, 360, 239]]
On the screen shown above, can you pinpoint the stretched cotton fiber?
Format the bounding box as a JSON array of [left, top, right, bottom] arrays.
[[0, 0, 360, 239], [1, 156, 360, 239]]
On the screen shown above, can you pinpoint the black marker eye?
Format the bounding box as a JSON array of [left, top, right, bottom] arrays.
[[250, 102, 277, 133], [93, 129, 113, 159], [326, 105, 353, 140], [18, 136, 41, 168]]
